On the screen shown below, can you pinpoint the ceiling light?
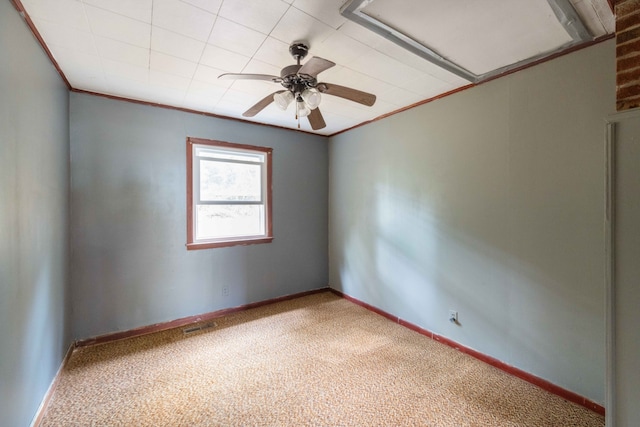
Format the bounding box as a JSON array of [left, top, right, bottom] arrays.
[[301, 88, 321, 110], [296, 98, 311, 118], [273, 91, 294, 110]]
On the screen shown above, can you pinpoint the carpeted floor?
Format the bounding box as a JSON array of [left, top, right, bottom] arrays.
[[40, 292, 604, 426]]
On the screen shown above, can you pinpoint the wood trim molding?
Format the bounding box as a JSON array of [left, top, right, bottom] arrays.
[[75, 287, 329, 348], [10, 0, 71, 90], [328, 34, 615, 138], [185, 137, 274, 250], [71, 89, 321, 136], [329, 288, 606, 416], [30, 343, 75, 427]]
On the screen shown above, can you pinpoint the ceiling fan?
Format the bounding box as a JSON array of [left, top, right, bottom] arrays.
[[219, 42, 377, 131]]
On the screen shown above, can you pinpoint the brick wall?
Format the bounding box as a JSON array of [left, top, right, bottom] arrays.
[[616, 0, 640, 110]]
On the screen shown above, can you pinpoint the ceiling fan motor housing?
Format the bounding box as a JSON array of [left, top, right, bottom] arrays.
[[280, 64, 317, 95]]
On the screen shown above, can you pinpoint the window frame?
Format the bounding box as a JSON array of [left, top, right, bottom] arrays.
[[186, 137, 273, 250]]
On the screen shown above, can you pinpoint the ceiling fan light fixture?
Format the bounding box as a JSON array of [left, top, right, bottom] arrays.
[[296, 99, 311, 118], [273, 91, 294, 110], [301, 88, 321, 110]]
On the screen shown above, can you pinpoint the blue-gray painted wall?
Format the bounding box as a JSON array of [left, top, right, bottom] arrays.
[[0, 1, 71, 425], [328, 40, 615, 404], [69, 93, 329, 339]]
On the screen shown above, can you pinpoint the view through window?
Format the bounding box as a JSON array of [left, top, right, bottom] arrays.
[[187, 137, 272, 249]]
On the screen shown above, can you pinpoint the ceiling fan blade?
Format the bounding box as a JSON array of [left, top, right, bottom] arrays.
[[307, 107, 326, 130], [219, 73, 280, 82], [298, 57, 336, 77], [317, 83, 376, 106], [243, 90, 285, 117]]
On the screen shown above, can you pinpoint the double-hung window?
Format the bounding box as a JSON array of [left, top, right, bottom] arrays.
[[187, 137, 273, 249]]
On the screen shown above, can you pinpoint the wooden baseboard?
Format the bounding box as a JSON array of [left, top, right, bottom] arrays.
[[30, 343, 75, 427], [75, 287, 330, 348], [329, 288, 605, 416]]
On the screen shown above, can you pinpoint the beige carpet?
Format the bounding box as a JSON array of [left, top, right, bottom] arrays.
[[40, 292, 604, 426]]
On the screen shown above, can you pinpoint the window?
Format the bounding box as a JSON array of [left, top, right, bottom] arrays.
[[187, 137, 272, 249]]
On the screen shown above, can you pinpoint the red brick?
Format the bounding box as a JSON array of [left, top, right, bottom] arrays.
[[617, 10, 640, 33], [616, 0, 640, 18], [618, 25, 640, 44], [617, 96, 640, 111], [617, 66, 640, 86], [617, 38, 640, 57], [617, 52, 640, 70], [616, 83, 640, 99]]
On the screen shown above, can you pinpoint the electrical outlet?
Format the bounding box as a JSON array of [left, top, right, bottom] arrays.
[[449, 310, 458, 324], [222, 286, 229, 297]]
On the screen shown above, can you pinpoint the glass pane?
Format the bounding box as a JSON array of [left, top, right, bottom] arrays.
[[200, 159, 261, 202], [196, 205, 264, 240]]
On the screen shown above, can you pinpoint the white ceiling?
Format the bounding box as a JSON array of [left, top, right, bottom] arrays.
[[18, 0, 614, 135]]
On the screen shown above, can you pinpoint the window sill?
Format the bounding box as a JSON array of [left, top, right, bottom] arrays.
[[186, 236, 273, 250]]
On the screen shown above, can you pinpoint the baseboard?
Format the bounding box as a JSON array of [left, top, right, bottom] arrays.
[[75, 287, 330, 348], [30, 343, 75, 427], [329, 288, 605, 416]]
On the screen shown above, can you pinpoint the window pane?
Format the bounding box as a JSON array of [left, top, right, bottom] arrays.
[[196, 205, 264, 240], [200, 159, 261, 202], [196, 148, 264, 163]]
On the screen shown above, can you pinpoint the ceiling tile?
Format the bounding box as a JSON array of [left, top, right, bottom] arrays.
[[149, 70, 192, 91], [376, 84, 425, 107], [181, 0, 223, 14], [51, 48, 106, 91], [192, 64, 234, 87], [200, 44, 250, 72], [85, 5, 151, 48], [101, 58, 149, 83], [21, 0, 90, 31], [94, 36, 150, 68], [311, 30, 374, 68], [152, 0, 216, 42], [150, 51, 198, 78], [252, 37, 294, 69], [291, 0, 348, 29], [214, 88, 266, 114], [151, 27, 206, 62], [336, 20, 386, 50], [270, 6, 335, 48], [31, 18, 97, 56], [366, 36, 470, 86], [183, 80, 228, 111], [399, 75, 461, 99], [347, 51, 424, 86], [319, 97, 375, 120], [82, 0, 153, 23], [208, 17, 267, 57], [229, 59, 282, 97], [218, 0, 290, 35]]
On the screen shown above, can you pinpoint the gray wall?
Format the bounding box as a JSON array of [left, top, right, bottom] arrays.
[[0, 2, 71, 426], [328, 40, 614, 403], [70, 93, 328, 339]]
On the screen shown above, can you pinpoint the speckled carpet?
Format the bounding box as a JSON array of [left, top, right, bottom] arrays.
[[39, 292, 604, 426]]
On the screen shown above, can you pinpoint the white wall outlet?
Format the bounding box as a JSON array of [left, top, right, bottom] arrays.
[[222, 286, 229, 297], [449, 310, 458, 324]]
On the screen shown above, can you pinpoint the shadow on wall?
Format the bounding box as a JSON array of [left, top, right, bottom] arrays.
[[336, 179, 600, 385]]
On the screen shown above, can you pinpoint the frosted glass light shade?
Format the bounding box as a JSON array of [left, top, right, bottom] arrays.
[[301, 88, 321, 109], [273, 91, 294, 110], [296, 100, 311, 117]]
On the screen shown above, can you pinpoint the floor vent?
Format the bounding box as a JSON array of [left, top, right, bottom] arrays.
[[183, 322, 217, 335]]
